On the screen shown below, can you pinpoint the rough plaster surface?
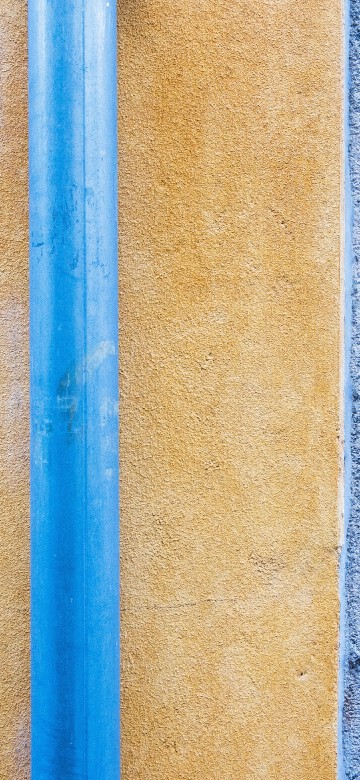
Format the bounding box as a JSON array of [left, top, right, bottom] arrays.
[[0, 1, 30, 777], [343, 1, 360, 775], [119, 1, 341, 778], [0, 1, 342, 776]]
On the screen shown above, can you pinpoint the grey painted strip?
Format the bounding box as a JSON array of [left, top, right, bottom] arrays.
[[342, 1, 360, 777]]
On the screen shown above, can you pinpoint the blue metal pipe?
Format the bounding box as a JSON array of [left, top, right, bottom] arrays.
[[28, 1, 119, 776]]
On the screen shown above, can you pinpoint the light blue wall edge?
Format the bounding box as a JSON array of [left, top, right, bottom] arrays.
[[28, 1, 119, 776], [340, 0, 360, 777]]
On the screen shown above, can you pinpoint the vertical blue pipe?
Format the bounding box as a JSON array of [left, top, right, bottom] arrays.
[[28, 2, 119, 777]]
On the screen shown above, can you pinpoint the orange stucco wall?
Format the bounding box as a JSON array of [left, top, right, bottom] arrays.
[[0, 2, 29, 777], [119, 1, 341, 779], [0, 0, 341, 777]]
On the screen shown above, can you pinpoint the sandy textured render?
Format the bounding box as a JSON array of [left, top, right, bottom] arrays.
[[0, 1, 30, 777], [119, 1, 341, 779]]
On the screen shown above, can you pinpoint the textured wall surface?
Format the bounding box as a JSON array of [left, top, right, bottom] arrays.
[[0, 1, 30, 777], [119, 1, 341, 779], [0, 1, 342, 778]]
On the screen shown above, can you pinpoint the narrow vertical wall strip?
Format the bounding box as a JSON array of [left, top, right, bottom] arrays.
[[341, 0, 360, 776], [28, 1, 119, 776], [340, 0, 352, 776]]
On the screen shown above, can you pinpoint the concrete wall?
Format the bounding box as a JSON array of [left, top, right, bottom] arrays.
[[0, 0, 341, 777], [119, 1, 341, 779]]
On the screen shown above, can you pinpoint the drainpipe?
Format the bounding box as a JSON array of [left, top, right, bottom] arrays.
[[28, 2, 119, 776]]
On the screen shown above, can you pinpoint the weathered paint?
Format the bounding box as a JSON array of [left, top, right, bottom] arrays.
[[28, 0, 119, 776], [119, 1, 341, 779], [0, 1, 30, 777], [341, 1, 360, 776]]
